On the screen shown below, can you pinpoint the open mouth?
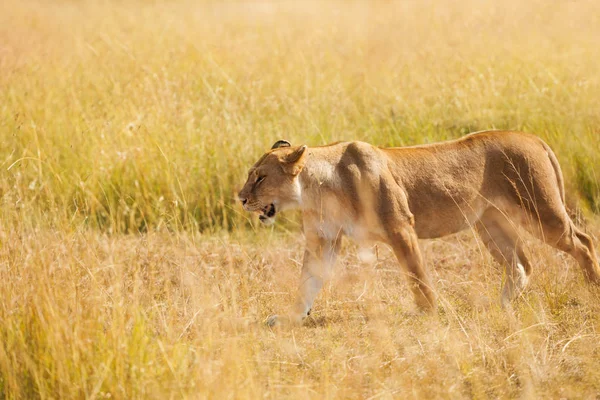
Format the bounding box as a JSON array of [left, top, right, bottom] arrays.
[[258, 203, 276, 223]]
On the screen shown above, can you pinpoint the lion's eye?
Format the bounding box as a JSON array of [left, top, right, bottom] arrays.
[[256, 175, 266, 185]]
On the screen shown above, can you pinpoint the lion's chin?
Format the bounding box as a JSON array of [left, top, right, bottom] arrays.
[[258, 215, 276, 226], [258, 203, 276, 226]]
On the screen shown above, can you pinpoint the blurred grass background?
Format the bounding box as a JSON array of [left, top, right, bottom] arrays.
[[1, 0, 599, 233]]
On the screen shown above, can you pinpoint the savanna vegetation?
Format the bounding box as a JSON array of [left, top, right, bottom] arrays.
[[1, 0, 599, 398]]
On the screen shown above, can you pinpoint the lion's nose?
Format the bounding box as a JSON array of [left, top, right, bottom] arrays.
[[240, 198, 247, 206]]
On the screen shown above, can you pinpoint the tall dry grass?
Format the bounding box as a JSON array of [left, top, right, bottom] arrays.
[[1, 0, 600, 398], [1, 228, 600, 398], [1, 0, 599, 233]]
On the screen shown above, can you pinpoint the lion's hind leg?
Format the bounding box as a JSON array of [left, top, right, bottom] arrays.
[[530, 214, 600, 285], [476, 208, 532, 307], [571, 227, 600, 283], [503, 144, 600, 285], [514, 188, 600, 284]]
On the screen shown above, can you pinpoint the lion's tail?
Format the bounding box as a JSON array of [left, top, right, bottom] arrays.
[[543, 141, 566, 205]]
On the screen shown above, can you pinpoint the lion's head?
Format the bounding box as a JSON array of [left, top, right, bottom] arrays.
[[238, 140, 307, 225]]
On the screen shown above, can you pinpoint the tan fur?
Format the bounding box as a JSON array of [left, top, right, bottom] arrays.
[[239, 131, 600, 326]]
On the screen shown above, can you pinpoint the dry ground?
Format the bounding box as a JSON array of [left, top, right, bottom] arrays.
[[1, 222, 600, 398]]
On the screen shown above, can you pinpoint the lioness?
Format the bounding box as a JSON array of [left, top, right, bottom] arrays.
[[238, 131, 600, 326]]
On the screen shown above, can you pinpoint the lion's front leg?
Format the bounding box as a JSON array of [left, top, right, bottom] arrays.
[[267, 232, 340, 327], [387, 225, 436, 312], [378, 181, 436, 313]]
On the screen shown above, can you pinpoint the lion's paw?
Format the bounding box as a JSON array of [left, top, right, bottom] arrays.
[[265, 313, 305, 328]]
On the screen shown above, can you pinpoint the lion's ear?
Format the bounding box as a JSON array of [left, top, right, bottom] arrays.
[[271, 140, 291, 149], [282, 145, 307, 175]]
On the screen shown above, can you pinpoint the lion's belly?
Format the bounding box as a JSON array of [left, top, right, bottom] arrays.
[[410, 194, 488, 239], [413, 212, 478, 238]]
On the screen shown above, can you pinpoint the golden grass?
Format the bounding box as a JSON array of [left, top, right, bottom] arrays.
[[1, 228, 600, 398], [1, 0, 599, 231], [1, 0, 600, 398]]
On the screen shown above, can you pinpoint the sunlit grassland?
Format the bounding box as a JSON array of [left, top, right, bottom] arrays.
[[1, 228, 600, 398], [1, 0, 599, 232], [1, 0, 600, 398]]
